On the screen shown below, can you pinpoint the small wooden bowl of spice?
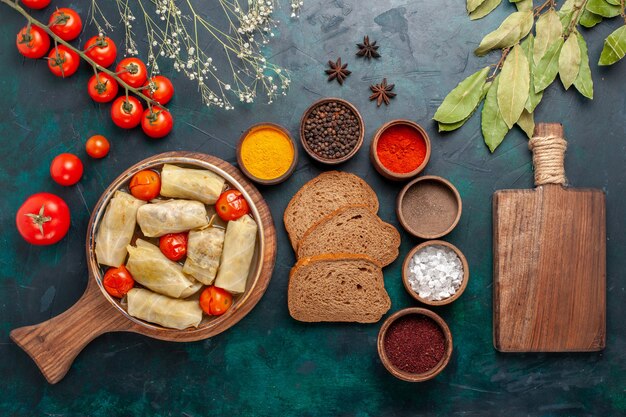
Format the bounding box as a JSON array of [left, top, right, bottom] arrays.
[[300, 98, 365, 165], [377, 307, 453, 382], [237, 122, 298, 185], [402, 240, 469, 306], [370, 119, 431, 181], [396, 175, 462, 239]]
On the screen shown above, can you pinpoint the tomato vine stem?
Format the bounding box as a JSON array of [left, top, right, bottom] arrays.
[[0, 0, 164, 110]]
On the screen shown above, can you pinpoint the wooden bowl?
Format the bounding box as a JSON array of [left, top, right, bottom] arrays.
[[377, 308, 453, 382], [370, 119, 431, 181], [299, 97, 365, 165], [396, 175, 462, 239], [402, 240, 469, 306], [10, 152, 277, 384], [236, 122, 298, 185]]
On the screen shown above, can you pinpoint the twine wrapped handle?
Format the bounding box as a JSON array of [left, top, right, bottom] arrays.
[[528, 123, 567, 186]]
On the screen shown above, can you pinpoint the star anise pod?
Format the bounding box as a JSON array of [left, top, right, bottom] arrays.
[[369, 78, 396, 106], [356, 36, 380, 59], [325, 57, 351, 85]]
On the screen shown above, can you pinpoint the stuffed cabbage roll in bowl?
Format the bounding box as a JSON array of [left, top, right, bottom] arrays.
[[85, 152, 276, 339]]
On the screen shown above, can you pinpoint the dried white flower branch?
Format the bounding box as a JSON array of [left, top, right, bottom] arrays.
[[89, 0, 303, 109]]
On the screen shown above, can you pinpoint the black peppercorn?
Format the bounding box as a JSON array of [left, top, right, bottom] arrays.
[[302, 101, 361, 160]]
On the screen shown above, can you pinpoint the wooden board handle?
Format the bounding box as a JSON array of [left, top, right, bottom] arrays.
[[10, 284, 132, 384], [529, 123, 567, 187]]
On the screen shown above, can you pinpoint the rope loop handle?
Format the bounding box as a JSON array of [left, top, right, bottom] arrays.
[[528, 123, 567, 186]]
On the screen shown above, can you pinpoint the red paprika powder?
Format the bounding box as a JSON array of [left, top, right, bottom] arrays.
[[383, 315, 445, 374], [376, 124, 427, 174]]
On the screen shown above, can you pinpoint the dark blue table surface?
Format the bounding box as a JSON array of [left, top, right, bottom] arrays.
[[1, 1, 625, 416]]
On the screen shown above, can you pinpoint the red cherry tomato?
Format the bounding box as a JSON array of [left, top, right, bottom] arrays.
[[50, 153, 83, 186], [87, 73, 119, 103], [48, 8, 82, 41], [141, 106, 173, 139], [16, 193, 70, 245], [129, 170, 161, 201], [21, 0, 51, 9], [199, 286, 233, 316], [16, 24, 50, 59], [215, 190, 250, 221], [47, 45, 80, 78], [159, 233, 188, 261], [103, 266, 135, 298], [110, 96, 143, 129], [145, 75, 174, 105], [115, 57, 147, 88], [85, 135, 110, 159], [84, 35, 117, 68]]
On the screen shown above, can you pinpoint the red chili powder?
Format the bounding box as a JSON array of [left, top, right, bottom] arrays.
[[376, 125, 427, 174], [383, 315, 445, 374]]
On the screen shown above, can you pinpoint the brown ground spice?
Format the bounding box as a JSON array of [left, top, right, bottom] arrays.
[[401, 181, 458, 236]]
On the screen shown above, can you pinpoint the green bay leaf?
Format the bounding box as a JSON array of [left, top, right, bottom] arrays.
[[482, 75, 510, 152], [559, 33, 581, 89], [470, 0, 502, 20], [558, 0, 585, 30], [438, 80, 493, 132], [605, 0, 621, 5], [439, 120, 466, 132], [497, 44, 530, 128], [433, 67, 490, 124], [586, 0, 621, 18], [520, 35, 543, 111], [560, 0, 579, 12], [516, 109, 535, 138], [580, 10, 603, 28], [468, 0, 487, 13], [515, 0, 533, 11], [534, 9, 563, 65], [534, 38, 564, 92], [558, 0, 577, 15], [475, 10, 534, 56], [573, 34, 593, 98], [599, 25, 626, 66]]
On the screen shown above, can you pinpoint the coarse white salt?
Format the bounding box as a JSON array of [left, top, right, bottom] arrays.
[[407, 244, 463, 301]]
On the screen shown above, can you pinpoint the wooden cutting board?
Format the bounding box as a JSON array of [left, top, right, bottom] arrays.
[[10, 152, 277, 384], [493, 123, 606, 352]]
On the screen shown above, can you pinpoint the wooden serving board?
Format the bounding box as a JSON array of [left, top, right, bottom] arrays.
[[10, 152, 277, 383], [493, 124, 606, 352]]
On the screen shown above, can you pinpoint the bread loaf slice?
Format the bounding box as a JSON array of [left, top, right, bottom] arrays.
[[297, 205, 401, 267], [284, 171, 379, 250], [288, 254, 391, 323]]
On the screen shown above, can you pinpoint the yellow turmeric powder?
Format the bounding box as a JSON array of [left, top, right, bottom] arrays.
[[240, 125, 294, 180]]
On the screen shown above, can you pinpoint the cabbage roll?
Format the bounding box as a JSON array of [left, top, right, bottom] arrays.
[[127, 288, 203, 330], [126, 239, 202, 298], [160, 164, 225, 205], [214, 216, 258, 293], [136, 199, 208, 237], [95, 191, 145, 267], [183, 227, 225, 285]]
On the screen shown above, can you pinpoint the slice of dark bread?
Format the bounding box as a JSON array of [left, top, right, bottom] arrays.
[[288, 254, 391, 323], [284, 171, 379, 251], [296, 205, 401, 267]]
